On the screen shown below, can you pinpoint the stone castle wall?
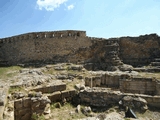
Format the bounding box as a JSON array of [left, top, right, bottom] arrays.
[[119, 34, 160, 67], [0, 30, 160, 68], [0, 30, 91, 65]]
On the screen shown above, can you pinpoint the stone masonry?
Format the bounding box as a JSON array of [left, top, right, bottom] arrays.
[[0, 30, 160, 70]]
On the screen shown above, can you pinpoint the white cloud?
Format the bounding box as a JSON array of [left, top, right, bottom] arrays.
[[37, 0, 68, 11], [67, 4, 74, 10]]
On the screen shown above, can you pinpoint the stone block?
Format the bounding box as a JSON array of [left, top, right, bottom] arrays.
[[69, 89, 76, 96], [21, 113, 31, 120], [22, 98, 31, 108], [156, 83, 160, 95], [32, 83, 66, 93], [101, 74, 106, 85], [153, 96, 160, 103], [0, 88, 8, 106], [15, 109, 19, 116], [61, 90, 70, 98], [0, 106, 5, 120], [31, 101, 40, 110], [53, 84, 66, 92], [18, 108, 31, 116], [47, 91, 61, 102], [93, 76, 101, 87], [14, 99, 23, 109]]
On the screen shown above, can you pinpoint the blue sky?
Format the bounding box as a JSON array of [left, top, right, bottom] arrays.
[[0, 0, 160, 38]]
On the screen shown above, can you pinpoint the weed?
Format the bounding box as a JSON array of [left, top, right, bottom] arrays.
[[0, 66, 22, 79], [31, 113, 45, 120], [138, 72, 160, 80], [8, 86, 24, 94]]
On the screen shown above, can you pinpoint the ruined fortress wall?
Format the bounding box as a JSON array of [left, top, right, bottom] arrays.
[[119, 34, 160, 67], [0, 30, 92, 65], [0, 30, 160, 67]]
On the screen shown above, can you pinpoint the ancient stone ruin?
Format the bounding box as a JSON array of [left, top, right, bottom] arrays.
[[0, 30, 159, 70], [0, 30, 160, 120]]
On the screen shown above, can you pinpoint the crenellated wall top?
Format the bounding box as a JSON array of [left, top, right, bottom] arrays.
[[0, 30, 86, 43]]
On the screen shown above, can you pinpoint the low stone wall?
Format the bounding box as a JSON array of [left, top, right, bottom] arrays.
[[31, 82, 66, 93], [79, 87, 122, 107], [120, 77, 157, 95], [14, 89, 76, 120], [79, 87, 160, 108], [85, 72, 130, 88], [85, 72, 160, 96], [14, 95, 51, 120], [47, 89, 76, 102]]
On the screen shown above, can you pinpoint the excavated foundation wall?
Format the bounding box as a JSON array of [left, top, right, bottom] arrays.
[[85, 73, 160, 96], [14, 90, 76, 120], [120, 77, 157, 95], [79, 87, 160, 108]]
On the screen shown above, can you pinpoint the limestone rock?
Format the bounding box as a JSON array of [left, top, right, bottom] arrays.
[[31, 95, 51, 115], [54, 66, 65, 70], [3, 102, 14, 120], [81, 106, 92, 116], [56, 74, 68, 79], [68, 65, 83, 71], [75, 84, 85, 91], [12, 92, 26, 99], [76, 105, 81, 113], [121, 96, 148, 111], [28, 91, 42, 97], [44, 103, 51, 114], [54, 102, 61, 108], [119, 64, 133, 71]]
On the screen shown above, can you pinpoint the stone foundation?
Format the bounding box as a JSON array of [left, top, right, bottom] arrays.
[[85, 72, 160, 96], [79, 87, 160, 108], [31, 82, 66, 93], [14, 96, 50, 120], [14, 89, 76, 120]]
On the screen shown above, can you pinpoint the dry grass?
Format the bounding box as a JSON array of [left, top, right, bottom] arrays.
[[50, 102, 86, 120], [136, 109, 160, 120], [0, 66, 22, 79], [138, 72, 160, 80]]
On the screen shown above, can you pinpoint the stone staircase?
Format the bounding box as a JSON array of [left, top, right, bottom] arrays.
[[148, 58, 160, 72]]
